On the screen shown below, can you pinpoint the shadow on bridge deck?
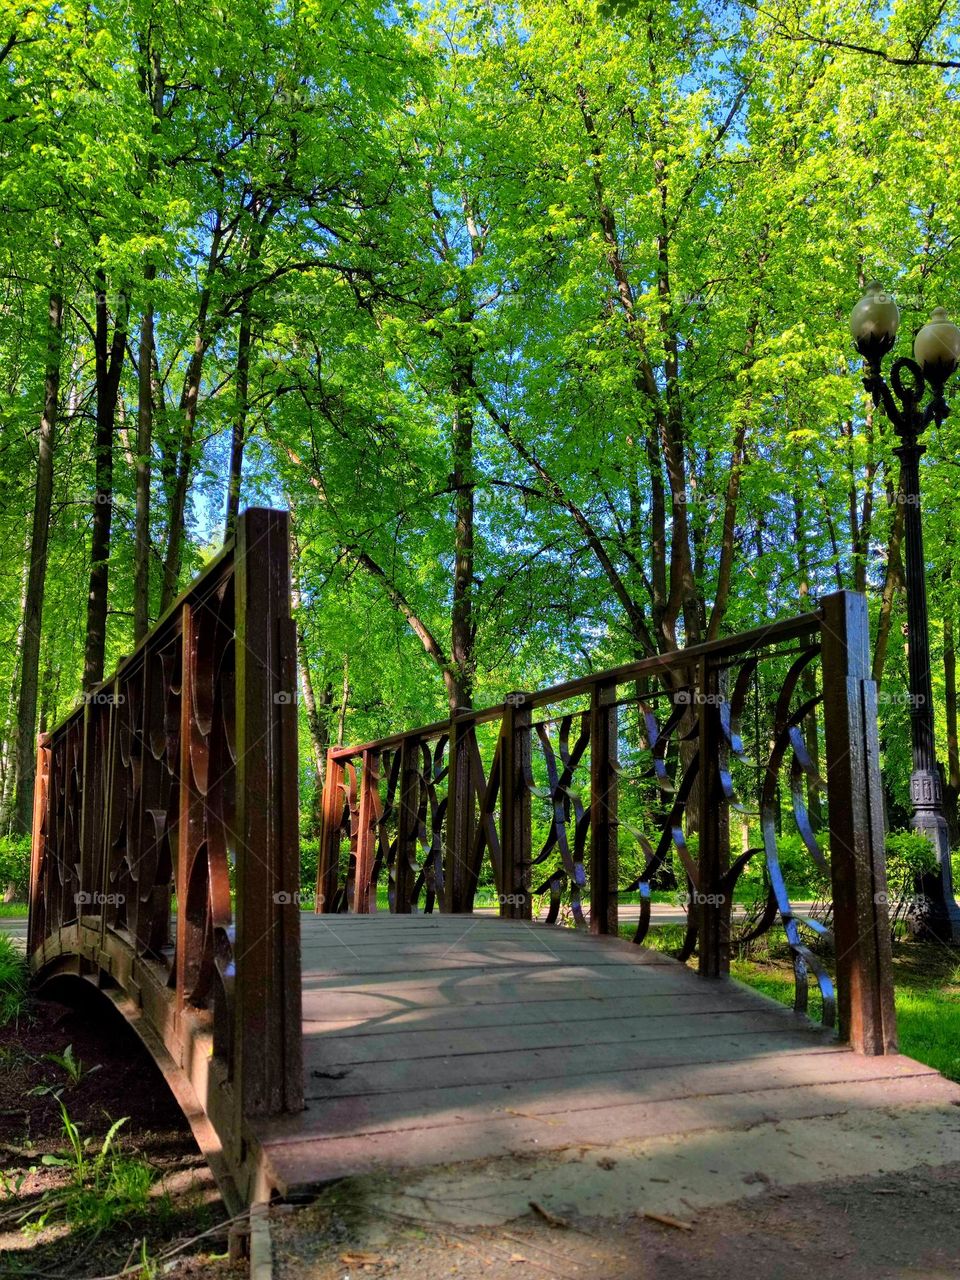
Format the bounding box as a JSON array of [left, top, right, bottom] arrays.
[[246, 914, 958, 1201]]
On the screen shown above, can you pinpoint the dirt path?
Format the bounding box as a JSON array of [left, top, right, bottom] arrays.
[[271, 1160, 960, 1279]]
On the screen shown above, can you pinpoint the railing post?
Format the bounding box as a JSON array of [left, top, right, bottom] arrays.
[[233, 507, 304, 1115], [353, 749, 380, 912], [697, 659, 731, 978], [28, 734, 51, 956], [316, 749, 343, 913], [590, 680, 619, 935], [821, 590, 897, 1054], [444, 717, 476, 913], [395, 736, 420, 913], [500, 695, 532, 920]]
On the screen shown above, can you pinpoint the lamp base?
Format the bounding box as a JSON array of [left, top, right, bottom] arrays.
[[909, 807, 960, 944]]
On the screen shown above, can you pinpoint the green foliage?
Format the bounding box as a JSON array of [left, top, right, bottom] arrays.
[[885, 829, 939, 889], [28, 1043, 102, 1097], [0, 931, 28, 1027], [15, 1103, 155, 1235], [0, 836, 30, 899]]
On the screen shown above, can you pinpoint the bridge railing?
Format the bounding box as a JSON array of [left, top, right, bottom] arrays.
[[319, 590, 896, 1054], [29, 508, 303, 1132]]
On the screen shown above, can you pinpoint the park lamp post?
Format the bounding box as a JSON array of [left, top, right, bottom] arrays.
[[849, 282, 960, 942]]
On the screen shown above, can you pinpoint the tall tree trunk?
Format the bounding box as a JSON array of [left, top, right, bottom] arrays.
[[224, 296, 252, 539], [133, 273, 155, 644], [83, 271, 128, 690], [872, 482, 906, 684], [13, 289, 63, 833], [450, 365, 475, 714], [160, 213, 223, 611]]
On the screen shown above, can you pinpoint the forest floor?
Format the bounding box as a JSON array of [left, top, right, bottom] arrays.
[[0, 984, 246, 1280]]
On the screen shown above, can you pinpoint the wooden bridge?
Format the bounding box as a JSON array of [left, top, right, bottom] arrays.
[[29, 507, 930, 1218]]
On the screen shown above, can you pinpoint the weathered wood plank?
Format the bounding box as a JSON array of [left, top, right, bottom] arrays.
[[260, 1049, 938, 1144], [300, 1026, 835, 1100], [260, 1073, 960, 1193], [302, 1008, 836, 1067]]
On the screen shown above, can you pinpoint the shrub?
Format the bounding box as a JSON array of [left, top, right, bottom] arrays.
[[885, 829, 938, 891], [0, 931, 28, 1026], [0, 834, 30, 901]]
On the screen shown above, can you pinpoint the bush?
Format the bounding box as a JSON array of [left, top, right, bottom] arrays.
[[0, 834, 30, 901], [0, 931, 28, 1026], [885, 829, 938, 892], [300, 838, 319, 901]]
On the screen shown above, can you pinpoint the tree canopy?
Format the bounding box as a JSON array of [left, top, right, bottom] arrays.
[[2, 0, 960, 834]]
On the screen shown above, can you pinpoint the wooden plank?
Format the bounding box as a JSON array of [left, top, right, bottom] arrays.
[[303, 1008, 834, 1067], [265, 1047, 939, 1142], [259, 1073, 960, 1194], [299, 1027, 836, 1100], [298, 990, 806, 1031], [299, 973, 757, 1012]]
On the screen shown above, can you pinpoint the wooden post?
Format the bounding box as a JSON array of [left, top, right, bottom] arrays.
[[697, 659, 731, 978], [500, 696, 532, 920], [233, 508, 304, 1115], [315, 749, 343, 913], [821, 590, 897, 1054], [444, 717, 476, 913], [27, 734, 51, 956], [354, 749, 379, 912], [395, 736, 420, 913], [589, 680, 619, 935]]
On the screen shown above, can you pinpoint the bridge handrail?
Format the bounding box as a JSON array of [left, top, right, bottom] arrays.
[[28, 507, 303, 1130], [319, 590, 896, 1054]]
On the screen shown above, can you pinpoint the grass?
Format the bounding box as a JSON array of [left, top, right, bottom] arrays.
[[0, 902, 28, 917], [5, 1101, 158, 1237], [731, 943, 960, 1081], [0, 929, 28, 1026]]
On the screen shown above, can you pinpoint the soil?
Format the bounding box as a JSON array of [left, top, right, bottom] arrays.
[[270, 1162, 960, 1279], [0, 978, 246, 1279]]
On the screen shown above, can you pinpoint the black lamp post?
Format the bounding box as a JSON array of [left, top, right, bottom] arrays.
[[849, 282, 960, 942]]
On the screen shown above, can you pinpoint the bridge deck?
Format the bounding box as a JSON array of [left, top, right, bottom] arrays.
[[249, 916, 957, 1199]]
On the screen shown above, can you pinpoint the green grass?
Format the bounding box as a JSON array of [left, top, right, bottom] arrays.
[[8, 1102, 158, 1237], [0, 902, 28, 917], [0, 929, 28, 1026], [732, 946, 960, 1082]]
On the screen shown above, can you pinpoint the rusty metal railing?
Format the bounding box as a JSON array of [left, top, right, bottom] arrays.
[[319, 590, 896, 1055], [28, 509, 303, 1181]]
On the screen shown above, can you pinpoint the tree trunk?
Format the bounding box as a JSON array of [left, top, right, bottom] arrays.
[[133, 275, 155, 644], [872, 482, 906, 684], [450, 365, 475, 714], [13, 289, 63, 833], [224, 296, 253, 539], [83, 272, 127, 689], [160, 215, 223, 611]]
